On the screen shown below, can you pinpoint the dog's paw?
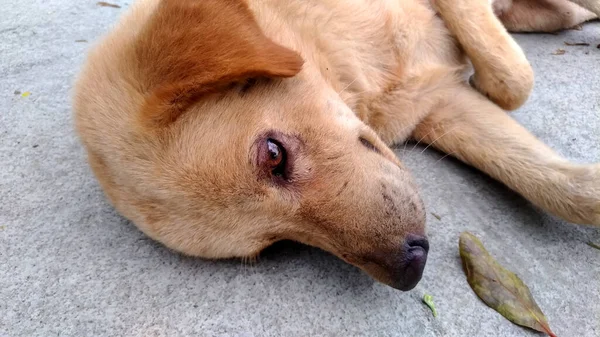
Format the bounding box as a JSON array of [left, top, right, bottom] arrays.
[[469, 71, 532, 111]]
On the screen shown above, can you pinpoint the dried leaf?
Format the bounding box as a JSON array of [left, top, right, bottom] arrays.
[[564, 41, 590, 46], [551, 49, 566, 55], [422, 294, 437, 317], [21, 91, 31, 98], [75, 39, 88, 43], [587, 242, 600, 250], [14, 90, 21, 95], [459, 232, 557, 337], [430, 212, 442, 221], [97, 1, 121, 8]]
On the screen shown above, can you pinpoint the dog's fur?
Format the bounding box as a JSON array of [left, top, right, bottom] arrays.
[[73, 0, 599, 289]]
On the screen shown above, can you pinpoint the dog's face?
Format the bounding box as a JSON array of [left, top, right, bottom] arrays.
[[79, 0, 428, 290], [154, 77, 428, 290]]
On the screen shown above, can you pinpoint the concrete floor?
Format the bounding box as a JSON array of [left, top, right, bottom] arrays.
[[1, 1, 599, 336]]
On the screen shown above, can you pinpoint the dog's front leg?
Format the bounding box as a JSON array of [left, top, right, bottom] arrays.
[[412, 86, 600, 226], [433, 0, 534, 111]]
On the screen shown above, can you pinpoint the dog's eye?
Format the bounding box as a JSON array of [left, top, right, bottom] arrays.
[[256, 134, 294, 183], [266, 139, 286, 177]]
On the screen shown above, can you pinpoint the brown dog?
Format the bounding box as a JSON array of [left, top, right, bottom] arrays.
[[73, 0, 599, 290]]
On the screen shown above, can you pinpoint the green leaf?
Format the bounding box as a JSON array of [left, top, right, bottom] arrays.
[[459, 232, 557, 337], [21, 91, 31, 98], [422, 294, 437, 317]]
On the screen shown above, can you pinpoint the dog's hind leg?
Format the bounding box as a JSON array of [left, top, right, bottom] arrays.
[[494, 0, 597, 32], [413, 86, 600, 226], [433, 0, 534, 111], [568, 0, 600, 17]]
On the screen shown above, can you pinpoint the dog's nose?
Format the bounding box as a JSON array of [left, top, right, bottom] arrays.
[[405, 234, 429, 255], [394, 234, 429, 290], [352, 234, 429, 291], [386, 234, 429, 291]]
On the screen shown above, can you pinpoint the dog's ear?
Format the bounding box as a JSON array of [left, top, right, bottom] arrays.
[[135, 0, 304, 128]]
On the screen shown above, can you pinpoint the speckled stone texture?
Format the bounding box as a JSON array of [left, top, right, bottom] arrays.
[[1, 1, 599, 336]]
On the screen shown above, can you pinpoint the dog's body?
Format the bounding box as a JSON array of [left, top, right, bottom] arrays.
[[73, 0, 599, 290]]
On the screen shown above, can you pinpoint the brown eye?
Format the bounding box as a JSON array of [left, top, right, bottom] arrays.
[[256, 133, 295, 184], [266, 139, 286, 176]]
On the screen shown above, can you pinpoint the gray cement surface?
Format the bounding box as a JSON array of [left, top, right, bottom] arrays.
[[1, 1, 599, 336]]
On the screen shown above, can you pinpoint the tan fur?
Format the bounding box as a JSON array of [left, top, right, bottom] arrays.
[[73, 0, 600, 289]]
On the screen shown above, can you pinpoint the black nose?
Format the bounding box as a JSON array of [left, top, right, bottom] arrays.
[[395, 234, 429, 290], [406, 234, 429, 253]]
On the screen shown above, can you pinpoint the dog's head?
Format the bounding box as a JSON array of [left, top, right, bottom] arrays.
[[77, 0, 427, 290]]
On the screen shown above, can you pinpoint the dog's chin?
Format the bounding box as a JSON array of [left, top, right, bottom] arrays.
[[362, 264, 426, 291], [383, 265, 426, 291]]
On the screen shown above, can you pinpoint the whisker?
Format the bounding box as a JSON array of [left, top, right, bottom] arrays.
[[407, 128, 435, 154], [320, 11, 336, 32], [302, 1, 310, 28], [342, 89, 371, 101], [393, 123, 417, 145], [328, 45, 356, 55], [425, 182, 481, 191], [240, 254, 260, 276], [240, 256, 247, 274], [420, 127, 456, 154], [402, 140, 409, 154], [394, 124, 421, 155], [433, 151, 455, 165], [339, 77, 359, 96], [428, 189, 486, 205]]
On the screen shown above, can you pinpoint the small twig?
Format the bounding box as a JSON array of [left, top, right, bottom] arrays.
[[587, 242, 600, 251], [97, 1, 121, 8], [564, 41, 590, 46]]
